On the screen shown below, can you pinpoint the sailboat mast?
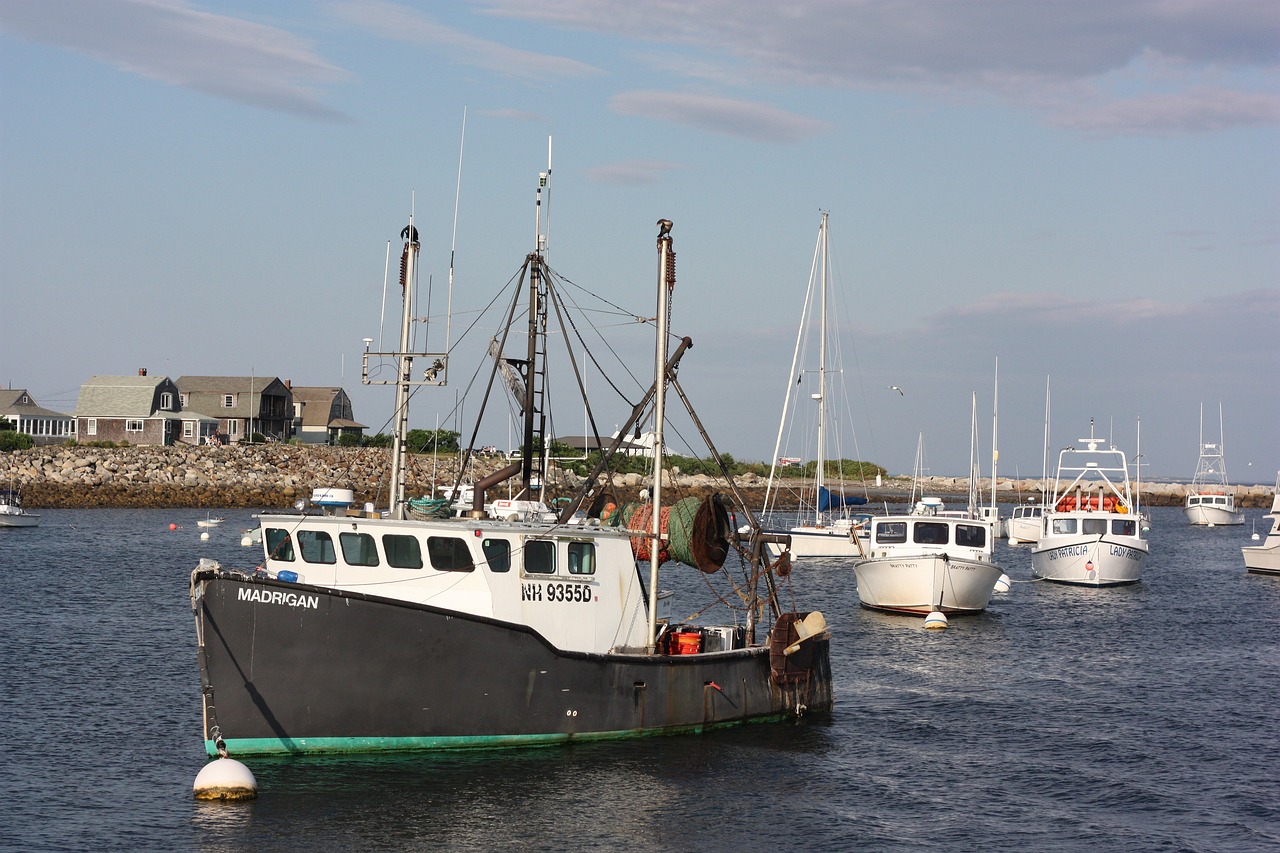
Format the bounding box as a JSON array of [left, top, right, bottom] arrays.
[[992, 357, 999, 518], [815, 211, 829, 525], [647, 219, 675, 653], [389, 220, 420, 519]]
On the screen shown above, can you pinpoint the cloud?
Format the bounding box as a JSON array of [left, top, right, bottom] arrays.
[[0, 0, 350, 120], [480, 1, 1280, 133], [609, 91, 830, 142], [1048, 86, 1280, 135], [585, 159, 684, 185], [328, 0, 603, 80]]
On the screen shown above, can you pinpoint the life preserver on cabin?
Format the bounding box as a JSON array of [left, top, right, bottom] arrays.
[[1056, 496, 1076, 512]]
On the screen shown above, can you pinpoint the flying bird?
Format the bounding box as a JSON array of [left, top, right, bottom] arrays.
[[888, 385, 904, 395]]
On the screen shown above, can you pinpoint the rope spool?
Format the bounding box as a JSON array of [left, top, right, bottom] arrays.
[[608, 494, 735, 571]]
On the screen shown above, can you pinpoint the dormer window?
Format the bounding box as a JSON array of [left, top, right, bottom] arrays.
[[160, 392, 174, 410], [222, 394, 235, 408]]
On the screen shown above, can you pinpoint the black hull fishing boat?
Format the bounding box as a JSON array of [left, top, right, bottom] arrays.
[[191, 172, 832, 757]]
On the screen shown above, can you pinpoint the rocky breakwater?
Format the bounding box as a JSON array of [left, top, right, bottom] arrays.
[[0, 445, 477, 510]]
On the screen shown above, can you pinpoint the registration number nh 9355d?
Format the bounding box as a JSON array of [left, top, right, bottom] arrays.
[[522, 582, 595, 603]]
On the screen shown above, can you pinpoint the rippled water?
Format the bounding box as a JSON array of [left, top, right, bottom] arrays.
[[2, 506, 1276, 851]]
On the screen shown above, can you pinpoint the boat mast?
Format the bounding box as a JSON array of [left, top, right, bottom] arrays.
[[815, 211, 829, 525], [519, 141, 552, 497], [388, 220, 419, 519], [647, 218, 675, 653], [991, 357, 999, 519]]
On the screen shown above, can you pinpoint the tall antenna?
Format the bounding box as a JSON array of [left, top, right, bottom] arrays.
[[535, 136, 552, 256]]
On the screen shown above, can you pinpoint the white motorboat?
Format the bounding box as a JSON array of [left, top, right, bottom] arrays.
[[853, 409, 1005, 616], [854, 499, 1003, 615], [196, 516, 226, 528], [0, 487, 40, 528], [1031, 421, 1148, 586], [189, 206, 832, 758], [761, 212, 869, 561], [1183, 403, 1244, 526], [1242, 473, 1280, 576], [1006, 502, 1045, 544]]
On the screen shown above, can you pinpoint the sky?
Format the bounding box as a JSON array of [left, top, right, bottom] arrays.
[[1, 0, 1277, 482]]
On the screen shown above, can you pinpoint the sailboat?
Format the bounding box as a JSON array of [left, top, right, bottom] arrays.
[[761, 212, 869, 561], [1031, 419, 1149, 586], [1183, 403, 1244, 526], [189, 192, 832, 758]]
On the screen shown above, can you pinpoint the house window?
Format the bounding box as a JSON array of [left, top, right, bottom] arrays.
[[183, 421, 195, 438], [222, 394, 235, 408], [125, 420, 144, 432], [86, 418, 97, 436], [229, 420, 239, 436], [180, 393, 189, 407], [160, 392, 173, 410]]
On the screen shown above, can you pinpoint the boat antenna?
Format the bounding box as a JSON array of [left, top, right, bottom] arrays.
[[446, 107, 466, 359], [378, 240, 391, 350]]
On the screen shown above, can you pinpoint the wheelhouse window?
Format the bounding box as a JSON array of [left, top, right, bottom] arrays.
[[482, 538, 511, 572], [383, 534, 423, 569], [955, 524, 986, 548], [1082, 518, 1107, 535], [567, 541, 596, 575], [427, 536, 474, 572], [1052, 518, 1078, 535], [339, 532, 380, 566], [874, 521, 907, 544], [524, 539, 556, 574], [298, 530, 337, 564], [125, 419, 144, 432], [1112, 519, 1137, 536], [913, 522, 949, 545], [265, 528, 295, 561]]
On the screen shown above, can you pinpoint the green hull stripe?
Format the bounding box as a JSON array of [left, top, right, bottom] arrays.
[[206, 715, 792, 757]]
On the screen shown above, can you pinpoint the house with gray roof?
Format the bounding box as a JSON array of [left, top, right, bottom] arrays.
[[289, 386, 366, 444], [0, 388, 77, 445], [75, 370, 218, 446], [175, 375, 293, 443]]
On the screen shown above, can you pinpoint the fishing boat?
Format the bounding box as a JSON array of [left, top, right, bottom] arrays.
[[852, 403, 1004, 616], [196, 516, 225, 529], [189, 203, 832, 758], [1005, 502, 1045, 544], [761, 212, 868, 561], [1031, 421, 1148, 586], [0, 487, 40, 528], [1183, 403, 1244, 526], [1242, 472, 1280, 576]]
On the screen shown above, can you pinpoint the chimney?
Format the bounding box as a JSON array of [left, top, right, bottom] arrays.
[[285, 379, 292, 389], [138, 368, 148, 376]]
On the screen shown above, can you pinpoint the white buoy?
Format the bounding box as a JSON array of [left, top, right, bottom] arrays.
[[993, 574, 1012, 594], [193, 757, 258, 800], [923, 611, 949, 630], [241, 535, 253, 546], [200, 531, 210, 541]]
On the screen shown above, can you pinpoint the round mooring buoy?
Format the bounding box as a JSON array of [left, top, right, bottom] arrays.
[[200, 531, 210, 541], [193, 757, 258, 801], [993, 574, 1012, 594], [923, 611, 949, 630]]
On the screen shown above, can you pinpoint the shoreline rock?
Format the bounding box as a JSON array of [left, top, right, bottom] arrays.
[[2, 446, 1273, 510]]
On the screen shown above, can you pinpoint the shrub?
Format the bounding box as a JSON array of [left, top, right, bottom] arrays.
[[0, 431, 34, 452]]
